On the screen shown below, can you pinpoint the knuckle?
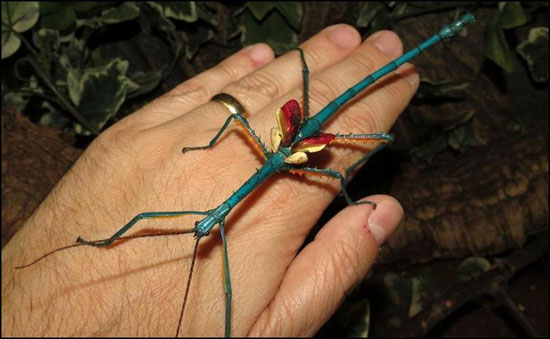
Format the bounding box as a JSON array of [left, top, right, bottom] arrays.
[[382, 79, 408, 112], [217, 62, 243, 83], [300, 48, 323, 71], [349, 49, 380, 75], [308, 76, 341, 111], [228, 70, 284, 104], [94, 127, 127, 149], [340, 100, 381, 132], [83, 130, 124, 170], [169, 79, 211, 102], [91, 124, 147, 161]]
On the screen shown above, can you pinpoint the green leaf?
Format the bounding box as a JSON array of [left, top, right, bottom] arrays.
[[67, 59, 130, 131], [2, 91, 28, 112], [78, 2, 140, 28], [498, 2, 529, 29], [275, 2, 302, 31], [517, 27, 548, 82], [384, 273, 412, 307], [186, 26, 215, 60], [39, 2, 65, 16], [1, 31, 20, 59], [33, 28, 60, 52], [247, 2, 276, 21], [484, 9, 515, 73], [393, 2, 408, 17], [2, 2, 40, 32], [74, 122, 93, 136], [1, 2, 39, 59], [40, 5, 76, 31], [59, 38, 88, 70], [161, 1, 198, 22], [196, 3, 218, 26], [246, 2, 302, 31], [145, 2, 176, 33], [127, 69, 162, 98], [408, 277, 423, 317], [343, 299, 371, 337], [356, 2, 386, 28], [32, 28, 60, 75], [72, 2, 98, 12], [100, 2, 140, 24], [484, 2, 529, 73], [39, 101, 71, 128], [415, 79, 469, 100], [457, 257, 491, 282], [448, 121, 487, 151], [241, 10, 297, 55]]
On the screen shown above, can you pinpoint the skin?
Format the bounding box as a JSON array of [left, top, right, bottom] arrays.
[[2, 24, 418, 336]]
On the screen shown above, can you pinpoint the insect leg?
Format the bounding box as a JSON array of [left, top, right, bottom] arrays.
[[332, 132, 393, 145], [330, 133, 393, 207], [182, 114, 269, 159], [287, 167, 363, 206], [342, 140, 391, 189], [219, 220, 232, 337], [15, 228, 197, 269], [77, 211, 209, 247]]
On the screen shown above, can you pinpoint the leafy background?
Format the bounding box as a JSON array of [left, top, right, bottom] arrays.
[[2, 2, 548, 337]]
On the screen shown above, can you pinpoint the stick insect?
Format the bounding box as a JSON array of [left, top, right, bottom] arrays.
[[16, 13, 475, 337]]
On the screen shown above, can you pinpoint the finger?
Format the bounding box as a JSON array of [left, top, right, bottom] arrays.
[[220, 24, 362, 116], [299, 30, 419, 135], [247, 31, 419, 212], [123, 43, 275, 127], [164, 24, 362, 133], [248, 195, 404, 336]]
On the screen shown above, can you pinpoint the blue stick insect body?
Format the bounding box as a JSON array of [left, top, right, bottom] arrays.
[[17, 13, 475, 337]]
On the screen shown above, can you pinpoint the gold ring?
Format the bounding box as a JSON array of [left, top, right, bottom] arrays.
[[211, 93, 247, 116]]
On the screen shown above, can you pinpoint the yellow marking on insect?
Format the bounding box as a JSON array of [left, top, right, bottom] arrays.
[[275, 107, 286, 138], [271, 127, 282, 152], [284, 152, 308, 164], [293, 143, 328, 153]]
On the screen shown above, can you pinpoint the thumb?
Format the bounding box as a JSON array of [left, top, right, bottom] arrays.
[[249, 195, 403, 336]]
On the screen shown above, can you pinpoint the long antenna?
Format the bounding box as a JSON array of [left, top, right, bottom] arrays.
[[176, 236, 201, 337]]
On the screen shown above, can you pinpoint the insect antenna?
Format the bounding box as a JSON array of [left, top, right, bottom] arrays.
[[14, 228, 195, 269], [176, 236, 201, 337]]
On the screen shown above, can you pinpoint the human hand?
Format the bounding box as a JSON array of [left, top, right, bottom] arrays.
[[2, 24, 417, 336]]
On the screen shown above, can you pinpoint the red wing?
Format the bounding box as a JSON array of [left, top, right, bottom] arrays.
[[276, 99, 303, 147]]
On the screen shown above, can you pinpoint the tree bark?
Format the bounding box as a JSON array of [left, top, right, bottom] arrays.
[[381, 124, 548, 264], [1, 109, 83, 247]]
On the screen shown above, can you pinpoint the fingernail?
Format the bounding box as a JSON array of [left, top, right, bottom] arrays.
[[246, 43, 272, 65], [367, 30, 402, 58], [327, 24, 359, 50], [367, 199, 403, 246], [396, 63, 420, 88]]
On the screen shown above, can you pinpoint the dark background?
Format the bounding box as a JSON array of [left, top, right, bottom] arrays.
[[2, 2, 548, 336]]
